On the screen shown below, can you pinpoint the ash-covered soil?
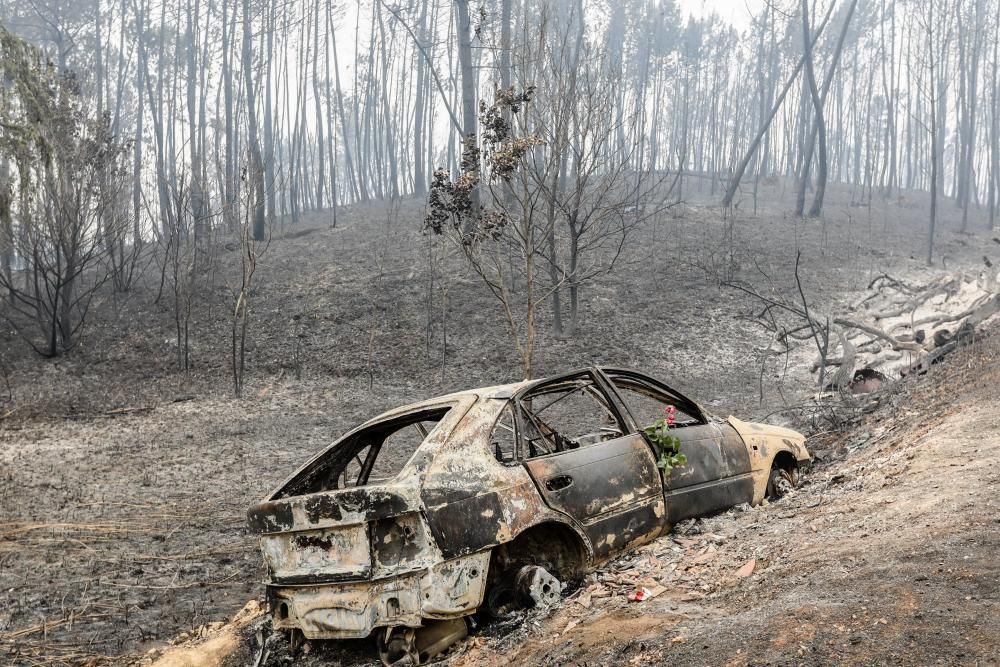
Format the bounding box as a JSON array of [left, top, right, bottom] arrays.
[[204, 325, 1000, 667], [1, 182, 997, 666]]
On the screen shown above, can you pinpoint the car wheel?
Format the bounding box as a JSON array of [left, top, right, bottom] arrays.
[[484, 564, 562, 616], [766, 466, 797, 500]]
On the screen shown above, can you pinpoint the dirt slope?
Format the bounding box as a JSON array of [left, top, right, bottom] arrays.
[[152, 325, 1000, 667], [446, 329, 1000, 667]]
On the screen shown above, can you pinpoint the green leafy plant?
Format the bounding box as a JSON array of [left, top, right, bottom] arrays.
[[644, 406, 688, 472]]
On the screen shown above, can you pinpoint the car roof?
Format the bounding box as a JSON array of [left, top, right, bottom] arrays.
[[360, 368, 616, 424], [357, 367, 650, 428], [355, 380, 532, 429]]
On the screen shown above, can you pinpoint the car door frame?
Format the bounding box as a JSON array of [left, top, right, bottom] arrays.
[[596, 368, 710, 428], [510, 369, 668, 558], [596, 368, 755, 523]]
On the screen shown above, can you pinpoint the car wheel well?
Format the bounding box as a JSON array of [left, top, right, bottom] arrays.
[[766, 451, 800, 500], [771, 450, 798, 474], [490, 521, 588, 582]]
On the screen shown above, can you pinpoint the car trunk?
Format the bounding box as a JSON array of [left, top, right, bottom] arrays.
[[247, 485, 423, 584], [260, 523, 372, 583], [248, 398, 475, 585]]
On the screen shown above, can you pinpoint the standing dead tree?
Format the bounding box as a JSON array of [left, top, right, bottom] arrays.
[[241, 0, 266, 241], [919, 0, 956, 265], [0, 30, 126, 356], [102, 145, 145, 295], [152, 173, 214, 372], [722, 2, 835, 208], [230, 169, 268, 397], [794, 0, 859, 217], [529, 69, 676, 336], [512, 9, 678, 338]]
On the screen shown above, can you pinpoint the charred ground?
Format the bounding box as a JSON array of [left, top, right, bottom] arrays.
[[1, 181, 998, 665]]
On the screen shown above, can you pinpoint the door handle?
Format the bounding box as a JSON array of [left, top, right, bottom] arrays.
[[545, 474, 574, 492]]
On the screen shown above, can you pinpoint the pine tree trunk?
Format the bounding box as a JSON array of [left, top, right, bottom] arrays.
[[243, 0, 266, 240]]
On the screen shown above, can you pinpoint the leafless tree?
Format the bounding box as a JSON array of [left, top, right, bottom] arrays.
[[0, 30, 124, 356]]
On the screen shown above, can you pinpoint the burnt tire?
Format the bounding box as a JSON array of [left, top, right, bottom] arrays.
[[766, 466, 797, 500], [483, 564, 562, 617]]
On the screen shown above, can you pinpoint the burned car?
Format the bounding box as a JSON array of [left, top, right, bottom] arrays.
[[247, 368, 809, 663]]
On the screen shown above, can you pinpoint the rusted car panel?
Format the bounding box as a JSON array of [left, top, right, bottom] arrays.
[[247, 367, 810, 661], [260, 525, 371, 583], [727, 416, 811, 503], [419, 397, 568, 559], [524, 434, 660, 520], [247, 486, 420, 536], [587, 499, 666, 558], [523, 433, 666, 559], [268, 551, 490, 639], [664, 423, 754, 523]]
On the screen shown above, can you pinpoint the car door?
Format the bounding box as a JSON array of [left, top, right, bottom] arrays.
[[600, 369, 754, 524], [515, 371, 666, 558]]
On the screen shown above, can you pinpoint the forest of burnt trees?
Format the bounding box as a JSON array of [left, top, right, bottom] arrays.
[[0, 0, 998, 364]]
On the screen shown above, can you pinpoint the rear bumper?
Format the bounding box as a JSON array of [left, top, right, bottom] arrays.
[[266, 551, 490, 639], [268, 576, 422, 638]]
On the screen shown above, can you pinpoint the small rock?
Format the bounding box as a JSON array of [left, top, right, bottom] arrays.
[[735, 559, 757, 578]]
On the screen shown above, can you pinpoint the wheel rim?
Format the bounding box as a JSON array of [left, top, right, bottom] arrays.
[[768, 468, 795, 499]]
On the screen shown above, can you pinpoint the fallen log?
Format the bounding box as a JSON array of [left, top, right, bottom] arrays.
[[827, 326, 856, 390], [895, 293, 997, 331], [900, 341, 958, 377], [873, 275, 961, 320], [832, 318, 924, 352]]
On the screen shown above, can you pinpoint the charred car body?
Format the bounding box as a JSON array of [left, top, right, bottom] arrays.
[[247, 368, 809, 663]]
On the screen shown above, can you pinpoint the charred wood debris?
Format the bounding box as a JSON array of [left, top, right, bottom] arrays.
[[722, 251, 1000, 431]]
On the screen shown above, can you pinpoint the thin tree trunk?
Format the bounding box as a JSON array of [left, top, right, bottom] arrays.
[[263, 0, 277, 225], [927, 0, 939, 264], [455, 0, 480, 225], [243, 0, 266, 240], [990, 0, 1000, 229], [312, 0, 325, 209]]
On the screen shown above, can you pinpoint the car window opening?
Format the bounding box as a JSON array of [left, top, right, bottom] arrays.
[[608, 376, 704, 428], [274, 406, 452, 498], [517, 379, 623, 460], [492, 406, 517, 464]]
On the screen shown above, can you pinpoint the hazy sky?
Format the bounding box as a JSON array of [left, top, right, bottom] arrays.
[[679, 0, 766, 29]]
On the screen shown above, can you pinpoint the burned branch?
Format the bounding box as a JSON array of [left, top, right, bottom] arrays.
[[726, 250, 1000, 400]]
